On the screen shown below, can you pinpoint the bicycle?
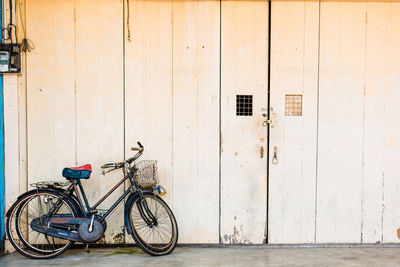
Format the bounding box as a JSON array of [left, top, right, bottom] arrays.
[[5, 142, 178, 259]]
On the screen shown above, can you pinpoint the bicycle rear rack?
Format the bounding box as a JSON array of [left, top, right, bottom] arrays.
[[30, 181, 71, 189]]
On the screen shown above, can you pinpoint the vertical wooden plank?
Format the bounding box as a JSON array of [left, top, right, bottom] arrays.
[[382, 2, 400, 243], [172, 0, 220, 243], [3, 0, 21, 209], [4, 77, 20, 208], [16, 0, 28, 196], [125, 0, 173, 205], [362, 2, 389, 243], [124, 0, 173, 244], [75, 0, 124, 243], [269, 0, 319, 243], [26, 0, 76, 183], [221, 0, 268, 244], [316, 2, 366, 243]]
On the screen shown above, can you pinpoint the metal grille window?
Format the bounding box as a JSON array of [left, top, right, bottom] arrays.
[[236, 95, 253, 116], [285, 94, 302, 116]]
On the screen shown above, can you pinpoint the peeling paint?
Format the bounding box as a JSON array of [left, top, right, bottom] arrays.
[[222, 223, 252, 245]]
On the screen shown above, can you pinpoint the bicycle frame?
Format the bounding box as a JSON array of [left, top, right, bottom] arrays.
[[58, 170, 138, 221]]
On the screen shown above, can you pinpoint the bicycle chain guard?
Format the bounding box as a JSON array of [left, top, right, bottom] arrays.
[[30, 216, 104, 243]]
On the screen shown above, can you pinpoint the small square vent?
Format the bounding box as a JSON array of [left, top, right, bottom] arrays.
[[285, 94, 302, 116], [236, 95, 253, 116]]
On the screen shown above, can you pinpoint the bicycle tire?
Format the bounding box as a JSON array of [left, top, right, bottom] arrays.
[[127, 191, 178, 256]]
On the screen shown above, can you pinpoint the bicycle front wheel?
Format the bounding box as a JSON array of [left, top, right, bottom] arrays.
[[128, 192, 178, 256]]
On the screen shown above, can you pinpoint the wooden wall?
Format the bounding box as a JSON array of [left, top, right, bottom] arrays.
[[269, 1, 400, 244], [4, 0, 400, 246]]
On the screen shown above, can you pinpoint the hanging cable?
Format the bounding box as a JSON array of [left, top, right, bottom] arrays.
[[2, 0, 18, 43], [17, 0, 34, 52]]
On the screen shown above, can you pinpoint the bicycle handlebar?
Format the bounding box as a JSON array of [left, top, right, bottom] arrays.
[[137, 141, 143, 148], [101, 141, 144, 170]]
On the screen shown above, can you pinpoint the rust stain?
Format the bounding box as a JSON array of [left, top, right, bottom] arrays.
[[260, 138, 265, 143], [397, 228, 400, 240], [113, 231, 124, 244], [234, 152, 238, 156]]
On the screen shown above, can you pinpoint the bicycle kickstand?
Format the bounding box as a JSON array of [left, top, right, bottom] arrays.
[[85, 243, 90, 253]]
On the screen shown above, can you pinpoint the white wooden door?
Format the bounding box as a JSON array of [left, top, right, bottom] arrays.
[[220, 0, 269, 244], [316, 2, 367, 243], [268, 1, 319, 243], [269, 1, 400, 244]]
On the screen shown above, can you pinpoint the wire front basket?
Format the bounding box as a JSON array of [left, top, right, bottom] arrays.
[[133, 160, 159, 189]]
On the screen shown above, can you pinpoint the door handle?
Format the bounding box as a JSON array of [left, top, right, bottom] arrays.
[[272, 146, 278, 164]]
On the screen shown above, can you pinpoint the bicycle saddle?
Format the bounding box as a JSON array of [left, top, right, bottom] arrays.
[[62, 164, 92, 179]]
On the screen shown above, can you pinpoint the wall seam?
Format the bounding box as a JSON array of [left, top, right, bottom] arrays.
[[171, 0, 173, 218], [314, 0, 321, 243], [265, 0, 271, 244], [218, 0, 222, 244], [360, 3, 368, 244], [122, 0, 126, 244], [73, 0, 77, 166]]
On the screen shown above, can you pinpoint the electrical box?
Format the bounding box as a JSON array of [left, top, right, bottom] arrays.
[[0, 44, 21, 73]]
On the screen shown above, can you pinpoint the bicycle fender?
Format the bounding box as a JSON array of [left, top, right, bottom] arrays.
[[124, 190, 156, 234], [6, 190, 32, 217], [124, 191, 139, 234], [6, 188, 80, 217]]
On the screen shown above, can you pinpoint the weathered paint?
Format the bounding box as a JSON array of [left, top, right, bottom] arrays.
[[381, 2, 400, 243], [268, 0, 319, 243], [125, 0, 220, 243], [316, 1, 367, 243], [124, 0, 173, 244], [75, 0, 124, 243], [4, 0, 400, 246], [220, 0, 268, 244], [171, 0, 220, 243], [362, 2, 389, 243], [2, 0, 26, 252]]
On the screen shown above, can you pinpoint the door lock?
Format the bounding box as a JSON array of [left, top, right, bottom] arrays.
[[263, 120, 272, 126], [261, 108, 272, 126]]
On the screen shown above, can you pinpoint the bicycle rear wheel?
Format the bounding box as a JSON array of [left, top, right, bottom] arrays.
[[128, 192, 178, 256], [6, 189, 78, 259]]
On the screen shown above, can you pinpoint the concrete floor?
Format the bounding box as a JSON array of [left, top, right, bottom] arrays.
[[1, 247, 400, 266]]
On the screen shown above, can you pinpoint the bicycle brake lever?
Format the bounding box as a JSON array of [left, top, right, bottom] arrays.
[[101, 168, 117, 175]]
